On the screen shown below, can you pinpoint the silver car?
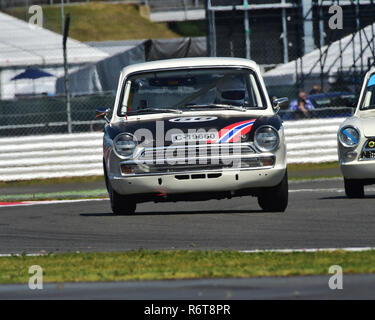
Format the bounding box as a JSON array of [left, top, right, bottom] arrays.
[[338, 67, 375, 198], [96, 57, 289, 214]]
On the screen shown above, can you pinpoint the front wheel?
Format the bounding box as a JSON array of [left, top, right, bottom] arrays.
[[258, 171, 289, 212], [107, 179, 136, 215], [110, 188, 136, 215], [344, 178, 364, 198], [104, 162, 136, 215]]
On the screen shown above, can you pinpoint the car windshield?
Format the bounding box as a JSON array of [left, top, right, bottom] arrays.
[[118, 68, 266, 116], [361, 73, 375, 110], [311, 93, 356, 108]]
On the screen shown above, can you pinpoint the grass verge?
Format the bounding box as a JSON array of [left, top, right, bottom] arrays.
[[0, 176, 104, 189], [1, 250, 374, 284], [6, 3, 179, 41], [0, 189, 108, 202], [288, 162, 339, 172]]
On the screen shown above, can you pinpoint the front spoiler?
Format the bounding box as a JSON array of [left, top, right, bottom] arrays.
[[109, 166, 286, 196], [340, 160, 375, 180]]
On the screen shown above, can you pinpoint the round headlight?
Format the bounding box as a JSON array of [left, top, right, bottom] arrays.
[[114, 133, 137, 158], [254, 126, 280, 152], [339, 126, 360, 148]]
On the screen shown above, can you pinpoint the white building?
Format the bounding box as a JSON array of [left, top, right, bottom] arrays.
[[0, 12, 109, 99]]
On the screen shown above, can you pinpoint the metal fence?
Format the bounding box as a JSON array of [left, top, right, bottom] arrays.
[[0, 88, 355, 137], [0, 92, 112, 136], [2, 0, 374, 138], [207, 0, 375, 118]]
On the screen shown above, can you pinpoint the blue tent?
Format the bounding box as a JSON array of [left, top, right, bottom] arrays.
[[11, 67, 53, 81]]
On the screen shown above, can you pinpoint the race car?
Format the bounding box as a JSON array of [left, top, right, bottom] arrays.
[[338, 68, 375, 198], [96, 57, 289, 214]]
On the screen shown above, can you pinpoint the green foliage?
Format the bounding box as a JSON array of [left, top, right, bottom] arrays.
[[6, 3, 179, 41]]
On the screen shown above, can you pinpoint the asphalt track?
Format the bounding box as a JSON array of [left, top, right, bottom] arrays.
[[2, 275, 375, 299], [0, 179, 375, 253]]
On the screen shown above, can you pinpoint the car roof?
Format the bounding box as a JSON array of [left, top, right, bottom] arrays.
[[120, 57, 260, 76]]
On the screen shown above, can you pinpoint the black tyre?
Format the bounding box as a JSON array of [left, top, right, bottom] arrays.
[[258, 171, 289, 212], [105, 176, 136, 216], [344, 178, 364, 198], [110, 188, 136, 215], [103, 159, 136, 215], [103, 160, 110, 193]]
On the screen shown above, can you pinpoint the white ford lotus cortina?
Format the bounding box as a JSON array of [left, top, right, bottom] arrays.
[[96, 57, 289, 214]]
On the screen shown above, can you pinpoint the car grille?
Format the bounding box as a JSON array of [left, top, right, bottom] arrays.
[[120, 143, 275, 175], [148, 158, 264, 172], [139, 143, 255, 161]]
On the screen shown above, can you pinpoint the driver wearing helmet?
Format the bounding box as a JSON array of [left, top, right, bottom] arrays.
[[215, 75, 247, 106]]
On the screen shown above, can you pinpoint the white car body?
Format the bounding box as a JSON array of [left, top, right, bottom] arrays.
[[338, 67, 375, 197], [98, 57, 289, 213]]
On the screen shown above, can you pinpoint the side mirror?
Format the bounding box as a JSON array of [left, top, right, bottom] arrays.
[[272, 97, 289, 114], [96, 107, 112, 123]]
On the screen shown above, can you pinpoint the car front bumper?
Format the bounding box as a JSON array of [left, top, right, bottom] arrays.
[[340, 160, 375, 180], [106, 139, 287, 196], [109, 165, 286, 195]]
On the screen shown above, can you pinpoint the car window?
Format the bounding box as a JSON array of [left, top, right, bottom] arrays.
[[118, 68, 266, 116], [361, 73, 375, 110]]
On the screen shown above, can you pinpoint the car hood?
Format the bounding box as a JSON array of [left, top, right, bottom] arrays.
[[106, 113, 282, 145], [359, 115, 375, 137]]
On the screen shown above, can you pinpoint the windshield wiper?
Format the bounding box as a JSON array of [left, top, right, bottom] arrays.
[[129, 108, 182, 115], [182, 104, 247, 112]]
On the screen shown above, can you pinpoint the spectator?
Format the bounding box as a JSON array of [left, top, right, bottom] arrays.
[[309, 84, 323, 95], [288, 91, 315, 119]]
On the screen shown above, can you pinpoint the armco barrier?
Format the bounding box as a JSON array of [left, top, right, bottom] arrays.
[[0, 132, 104, 182], [284, 117, 344, 164], [0, 118, 345, 181]]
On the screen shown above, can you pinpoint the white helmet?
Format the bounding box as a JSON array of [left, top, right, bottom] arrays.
[[215, 75, 246, 106]]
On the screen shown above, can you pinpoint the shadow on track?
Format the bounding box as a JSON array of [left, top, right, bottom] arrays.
[[80, 209, 269, 217], [319, 195, 375, 200]]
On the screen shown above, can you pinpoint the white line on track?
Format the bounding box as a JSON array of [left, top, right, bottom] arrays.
[[290, 187, 375, 193], [0, 198, 108, 208], [0, 253, 47, 257], [240, 247, 375, 253], [1, 186, 375, 208], [290, 188, 346, 193], [289, 178, 342, 183]]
